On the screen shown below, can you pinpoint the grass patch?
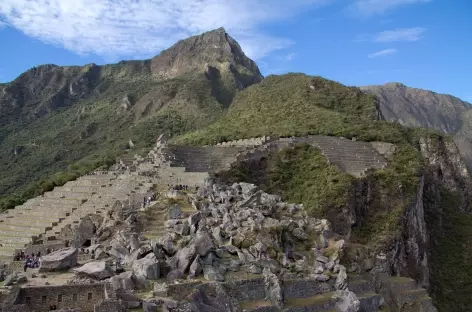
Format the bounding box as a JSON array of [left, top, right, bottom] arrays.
[[265, 144, 354, 218]]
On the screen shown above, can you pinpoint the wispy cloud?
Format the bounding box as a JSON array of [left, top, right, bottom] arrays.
[[375, 27, 427, 42], [368, 48, 398, 58], [0, 0, 332, 61], [356, 27, 427, 43], [348, 0, 432, 17]]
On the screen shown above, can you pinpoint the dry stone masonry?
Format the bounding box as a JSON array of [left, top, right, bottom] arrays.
[[0, 134, 438, 312]]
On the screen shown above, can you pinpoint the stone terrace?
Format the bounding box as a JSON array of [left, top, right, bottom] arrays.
[[0, 173, 153, 262], [235, 135, 390, 178]]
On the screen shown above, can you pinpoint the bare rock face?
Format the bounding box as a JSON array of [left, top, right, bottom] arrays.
[[39, 247, 78, 272], [150, 27, 263, 87], [73, 260, 115, 280]]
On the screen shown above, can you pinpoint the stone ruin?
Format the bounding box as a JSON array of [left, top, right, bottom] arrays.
[[0, 134, 436, 312]]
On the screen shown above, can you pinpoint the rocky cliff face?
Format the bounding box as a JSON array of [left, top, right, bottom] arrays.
[[151, 27, 263, 87], [360, 83, 472, 170]]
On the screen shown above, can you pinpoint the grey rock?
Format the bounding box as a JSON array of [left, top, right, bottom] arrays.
[[194, 231, 214, 256], [316, 255, 329, 264], [39, 247, 78, 272], [168, 205, 182, 219], [263, 267, 283, 308], [203, 266, 224, 282], [332, 289, 360, 312], [133, 253, 160, 279], [292, 228, 308, 240], [168, 244, 197, 272], [188, 212, 201, 227], [335, 265, 348, 290], [166, 269, 184, 282], [129, 234, 141, 251], [189, 255, 202, 278], [73, 261, 114, 280], [3, 274, 15, 286]]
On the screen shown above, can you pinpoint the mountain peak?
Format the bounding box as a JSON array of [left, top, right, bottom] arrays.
[[384, 82, 407, 88], [150, 28, 262, 84]]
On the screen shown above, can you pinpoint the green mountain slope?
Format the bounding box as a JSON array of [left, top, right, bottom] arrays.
[[0, 28, 262, 207], [175, 73, 421, 145]]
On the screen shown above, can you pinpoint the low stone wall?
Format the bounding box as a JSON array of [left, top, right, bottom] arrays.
[[282, 278, 332, 299], [24, 241, 66, 256], [167, 281, 203, 300], [17, 284, 104, 312], [216, 136, 275, 148], [223, 277, 266, 302]]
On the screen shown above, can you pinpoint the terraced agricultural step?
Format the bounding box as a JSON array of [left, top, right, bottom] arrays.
[[283, 291, 335, 311], [240, 299, 278, 312], [356, 292, 384, 312], [0, 227, 43, 237], [0, 223, 51, 232], [394, 288, 429, 309], [0, 246, 20, 257], [2, 218, 59, 227], [401, 295, 437, 312]]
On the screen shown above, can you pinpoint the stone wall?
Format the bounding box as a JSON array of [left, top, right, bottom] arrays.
[[16, 284, 104, 312], [215, 136, 274, 147], [282, 278, 332, 299], [223, 277, 266, 302]]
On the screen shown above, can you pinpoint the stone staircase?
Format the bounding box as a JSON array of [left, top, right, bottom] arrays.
[[0, 173, 154, 262]]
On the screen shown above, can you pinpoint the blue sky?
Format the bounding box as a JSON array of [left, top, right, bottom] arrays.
[[0, 0, 470, 101]]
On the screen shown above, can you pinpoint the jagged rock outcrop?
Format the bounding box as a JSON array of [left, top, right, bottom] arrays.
[[150, 27, 263, 86]]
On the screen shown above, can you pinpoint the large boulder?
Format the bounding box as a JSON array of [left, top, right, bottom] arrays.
[[73, 261, 115, 280], [332, 289, 360, 312], [133, 253, 160, 279], [39, 247, 78, 272]]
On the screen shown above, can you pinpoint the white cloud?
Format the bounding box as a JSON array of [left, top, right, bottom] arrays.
[[368, 48, 398, 58], [348, 0, 432, 17], [374, 27, 427, 42], [0, 0, 331, 61], [355, 27, 427, 43]]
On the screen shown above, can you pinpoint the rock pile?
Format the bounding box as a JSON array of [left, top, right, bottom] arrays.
[[154, 178, 347, 283]]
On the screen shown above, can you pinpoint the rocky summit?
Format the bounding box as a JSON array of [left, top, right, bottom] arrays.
[[0, 28, 472, 312]]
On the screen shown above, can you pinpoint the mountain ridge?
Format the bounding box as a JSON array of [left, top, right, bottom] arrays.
[[361, 82, 472, 169]]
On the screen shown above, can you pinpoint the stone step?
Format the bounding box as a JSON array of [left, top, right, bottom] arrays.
[[349, 280, 374, 294], [0, 234, 32, 243], [0, 222, 51, 232], [356, 292, 384, 312], [394, 288, 429, 309], [240, 299, 278, 312], [282, 291, 335, 311], [401, 295, 436, 312], [0, 227, 43, 237], [385, 276, 417, 292], [0, 246, 21, 257], [1, 216, 61, 225]]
